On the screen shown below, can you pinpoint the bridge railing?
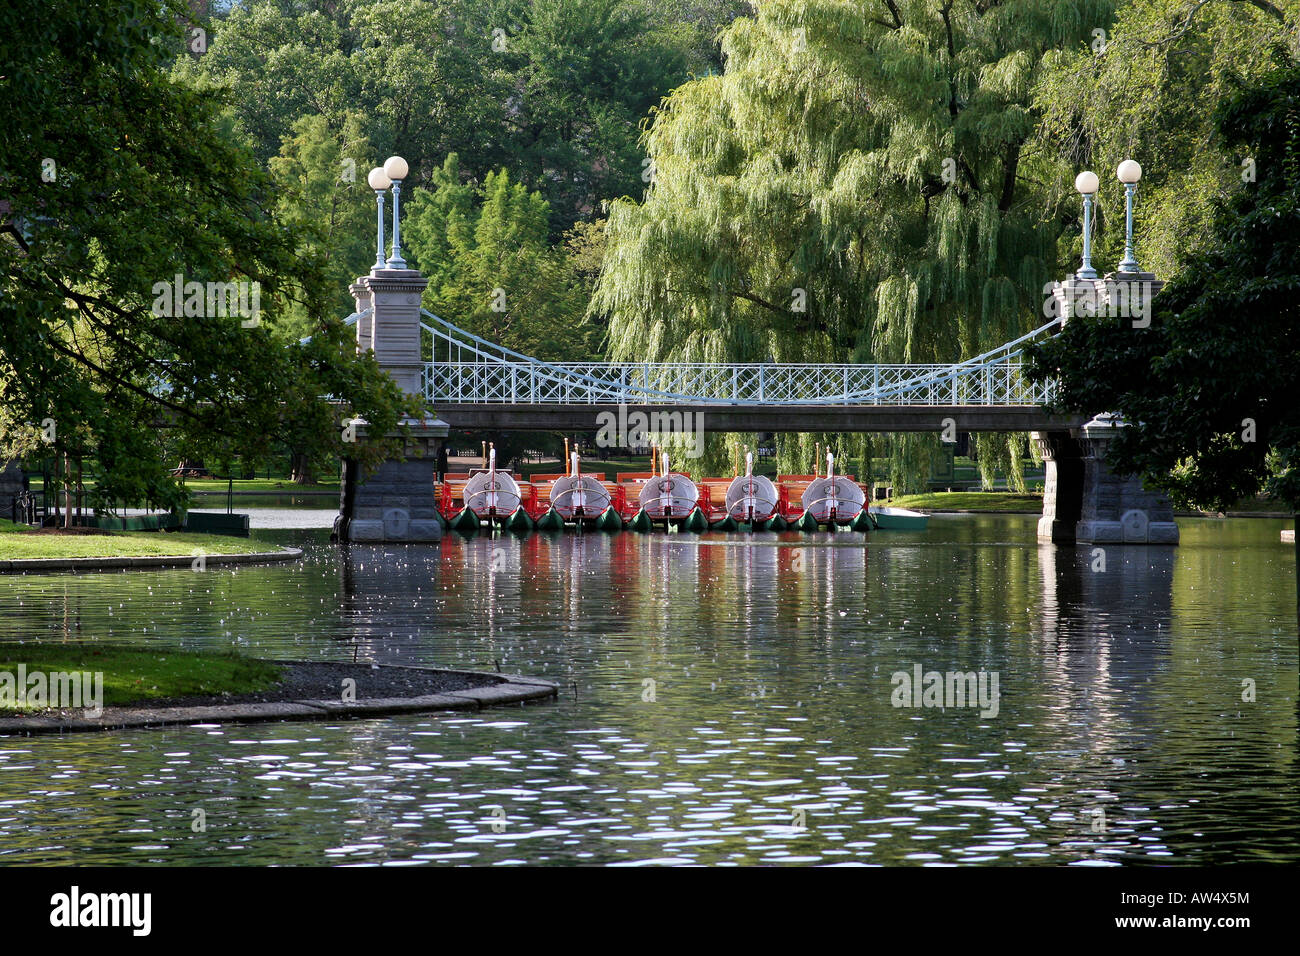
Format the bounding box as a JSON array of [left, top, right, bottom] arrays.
[[417, 309, 1060, 407], [423, 360, 1055, 405]]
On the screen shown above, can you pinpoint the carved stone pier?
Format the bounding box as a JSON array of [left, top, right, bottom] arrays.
[[1034, 418, 1179, 545], [335, 267, 448, 544]]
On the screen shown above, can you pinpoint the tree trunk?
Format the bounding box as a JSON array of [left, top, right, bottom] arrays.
[[63, 452, 71, 529], [290, 451, 315, 485]]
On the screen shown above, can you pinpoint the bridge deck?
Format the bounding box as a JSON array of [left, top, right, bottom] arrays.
[[435, 404, 1085, 433]]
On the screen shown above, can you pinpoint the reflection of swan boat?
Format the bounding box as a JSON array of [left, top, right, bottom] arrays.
[[800, 453, 866, 529]]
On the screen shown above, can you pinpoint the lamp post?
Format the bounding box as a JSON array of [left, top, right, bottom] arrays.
[[1117, 159, 1142, 274], [367, 166, 391, 271], [383, 155, 410, 269], [1074, 170, 1099, 280]]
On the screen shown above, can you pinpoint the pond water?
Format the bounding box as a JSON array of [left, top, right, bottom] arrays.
[[1, 516, 1296, 866]]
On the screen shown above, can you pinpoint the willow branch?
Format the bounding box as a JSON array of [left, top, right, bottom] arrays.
[[1139, 0, 1285, 48]]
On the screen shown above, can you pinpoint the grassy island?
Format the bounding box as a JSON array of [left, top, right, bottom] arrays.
[[0, 520, 275, 561], [0, 645, 283, 713], [884, 492, 1045, 513]]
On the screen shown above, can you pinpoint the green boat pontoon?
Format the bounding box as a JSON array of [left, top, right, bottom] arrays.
[[506, 507, 534, 533], [683, 507, 709, 533], [850, 510, 876, 533], [450, 507, 480, 535], [596, 506, 624, 532], [535, 507, 565, 532]]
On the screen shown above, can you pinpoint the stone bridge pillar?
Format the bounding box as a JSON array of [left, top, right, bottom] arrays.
[[335, 266, 448, 544], [1073, 415, 1179, 544], [362, 269, 427, 397], [349, 279, 371, 351], [1033, 431, 1083, 544], [1034, 417, 1179, 545]]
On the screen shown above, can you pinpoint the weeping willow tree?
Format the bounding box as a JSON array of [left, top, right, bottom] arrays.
[[592, 0, 1114, 489]]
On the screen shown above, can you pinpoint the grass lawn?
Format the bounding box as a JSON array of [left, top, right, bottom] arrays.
[[0, 645, 283, 712], [887, 491, 1045, 513], [0, 521, 275, 559], [181, 477, 338, 493]]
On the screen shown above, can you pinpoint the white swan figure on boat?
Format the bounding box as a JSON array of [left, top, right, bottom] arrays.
[[801, 452, 864, 524], [549, 452, 610, 520], [638, 453, 698, 518], [463, 446, 522, 518], [725, 452, 778, 522]]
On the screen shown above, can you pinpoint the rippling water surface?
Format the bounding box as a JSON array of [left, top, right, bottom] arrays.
[[1, 516, 1296, 866]]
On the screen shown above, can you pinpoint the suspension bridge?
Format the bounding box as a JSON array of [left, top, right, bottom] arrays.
[[340, 303, 1085, 433]]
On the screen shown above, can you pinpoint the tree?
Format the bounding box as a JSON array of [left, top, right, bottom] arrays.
[[508, 0, 708, 233], [403, 155, 598, 360], [179, 0, 513, 178], [1028, 64, 1300, 515], [590, 0, 1115, 488], [0, 0, 417, 510], [269, 112, 377, 331], [1034, 0, 1298, 280], [185, 1, 733, 236]]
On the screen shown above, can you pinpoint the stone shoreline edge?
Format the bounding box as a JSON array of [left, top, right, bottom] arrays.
[[0, 546, 304, 574], [0, 664, 559, 736]]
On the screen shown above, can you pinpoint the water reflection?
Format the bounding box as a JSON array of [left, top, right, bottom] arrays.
[[0, 517, 1297, 866], [1037, 544, 1176, 733]]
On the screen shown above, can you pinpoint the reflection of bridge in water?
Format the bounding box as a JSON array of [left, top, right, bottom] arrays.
[[1037, 543, 1176, 732], [336, 528, 1177, 677]]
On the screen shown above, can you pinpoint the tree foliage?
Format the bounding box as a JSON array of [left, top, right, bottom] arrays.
[[185, 0, 730, 236], [592, 0, 1115, 488], [269, 112, 379, 330], [0, 0, 416, 507], [404, 155, 599, 360], [178, 0, 510, 176]]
